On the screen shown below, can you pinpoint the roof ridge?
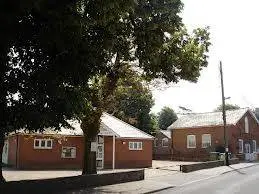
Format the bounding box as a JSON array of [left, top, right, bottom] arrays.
[[168, 108, 250, 130], [102, 112, 154, 138], [183, 108, 249, 115]]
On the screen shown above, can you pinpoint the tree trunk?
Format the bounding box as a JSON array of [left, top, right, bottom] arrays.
[[81, 112, 101, 175], [82, 135, 92, 175], [0, 132, 6, 184]]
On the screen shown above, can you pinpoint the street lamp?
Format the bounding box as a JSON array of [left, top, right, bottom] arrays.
[[220, 61, 229, 166]]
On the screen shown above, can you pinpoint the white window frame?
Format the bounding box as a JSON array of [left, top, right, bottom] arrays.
[[187, 135, 196, 148], [245, 116, 249, 133], [61, 146, 77, 158], [162, 138, 169, 147], [34, 139, 53, 149], [253, 140, 257, 153], [238, 139, 243, 153], [202, 134, 211, 148], [154, 138, 158, 147], [129, 142, 143, 150]]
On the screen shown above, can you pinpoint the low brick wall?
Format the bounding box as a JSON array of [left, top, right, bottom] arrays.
[[0, 169, 144, 194], [181, 158, 239, 173]]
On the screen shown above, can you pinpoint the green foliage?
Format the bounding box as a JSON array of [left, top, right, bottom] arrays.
[[150, 113, 159, 133], [0, 0, 211, 176], [158, 107, 178, 130], [107, 69, 155, 134], [214, 104, 240, 112]]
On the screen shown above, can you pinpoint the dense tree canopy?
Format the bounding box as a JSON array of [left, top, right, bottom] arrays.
[[107, 69, 154, 134], [158, 107, 178, 130], [0, 0, 211, 179], [214, 104, 240, 112]]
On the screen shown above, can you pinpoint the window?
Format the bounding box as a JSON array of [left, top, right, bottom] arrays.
[[202, 134, 211, 148], [129, 142, 142, 150], [34, 139, 53, 149], [253, 140, 257, 153], [61, 147, 76, 158], [162, 138, 169, 147], [245, 117, 249, 133], [238, 139, 243, 153], [187, 135, 196, 148], [154, 138, 158, 147]]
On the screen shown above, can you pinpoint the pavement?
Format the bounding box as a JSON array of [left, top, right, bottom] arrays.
[[2, 168, 137, 181], [3, 160, 259, 194], [157, 163, 259, 194], [69, 162, 259, 194], [2, 160, 196, 181]]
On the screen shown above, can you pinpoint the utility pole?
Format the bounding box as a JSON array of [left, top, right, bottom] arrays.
[[219, 61, 229, 166]]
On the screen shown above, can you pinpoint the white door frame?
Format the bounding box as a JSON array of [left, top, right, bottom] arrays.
[[2, 140, 8, 164], [96, 136, 104, 170], [245, 143, 251, 161]]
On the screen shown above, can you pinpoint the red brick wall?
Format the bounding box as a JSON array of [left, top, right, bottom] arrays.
[[17, 135, 84, 169], [7, 135, 18, 167], [172, 111, 259, 161], [153, 132, 172, 160], [230, 111, 259, 157], [7, 134, 152, 169], [172, 126, 227, 161], [104, 137, 152, 169]]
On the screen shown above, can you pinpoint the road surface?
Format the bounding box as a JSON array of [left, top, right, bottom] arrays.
[[158, 164, 259, 194]]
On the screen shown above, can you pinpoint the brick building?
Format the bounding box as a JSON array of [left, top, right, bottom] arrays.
[[153, 130, 172, 160], [2, 113, 153, 169], [168, 109, 259, 161]]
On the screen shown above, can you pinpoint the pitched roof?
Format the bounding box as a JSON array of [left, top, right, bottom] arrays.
[[159, 130, 171, 139], [17, 113, 153, 139], [168, 108, 255, 130]]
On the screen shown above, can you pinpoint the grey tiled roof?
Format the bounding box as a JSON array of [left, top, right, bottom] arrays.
[[17, 113, 153, 139], [160, 130, 171, 138], [168, 108, 251, 130]]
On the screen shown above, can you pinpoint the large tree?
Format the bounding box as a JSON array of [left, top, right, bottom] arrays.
[[158, 107, 178, 130], [107, 69, 155, 134], [78, 0, 210, 174], [214, 104, 240, 112], [0, 0, 108, 181], [0, 0, 211, 179]]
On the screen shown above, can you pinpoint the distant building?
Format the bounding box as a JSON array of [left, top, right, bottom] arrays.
[[2, 113, 153, 169], [168, 109, 259, 161], [153, 130, 172, 160]]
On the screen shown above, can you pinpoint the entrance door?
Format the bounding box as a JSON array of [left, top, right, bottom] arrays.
[[2, 140, 8, 164], [96, 144, 104, 169], [245, 143, 251, 161]]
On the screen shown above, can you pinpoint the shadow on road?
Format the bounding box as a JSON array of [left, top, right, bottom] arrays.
[[228, 166, 246, 175]]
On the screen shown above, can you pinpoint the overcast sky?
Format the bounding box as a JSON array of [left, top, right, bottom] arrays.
[[151, 0, 259, 114]]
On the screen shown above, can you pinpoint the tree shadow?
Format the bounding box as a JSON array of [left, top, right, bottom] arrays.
[[227, 166, 246, 175]]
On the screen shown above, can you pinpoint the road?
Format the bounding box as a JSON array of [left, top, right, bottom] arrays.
[[158, 164, 259, 194]]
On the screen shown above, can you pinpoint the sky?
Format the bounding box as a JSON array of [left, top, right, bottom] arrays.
[[151, 0, 259, 114]]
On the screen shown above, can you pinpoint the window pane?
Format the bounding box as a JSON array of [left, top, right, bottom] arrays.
[[34, 140, 40, 147], [138, 142, 142, 150], [202, 134, 211, 148], [41, 140, 46, 147], [129, 142, 133, 149], [238, 139, 243, 153], [47, 140, 52, 148], [134, 142, 138, 149], [187, 135, 196, 148], [245, 117, 249, 133]]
